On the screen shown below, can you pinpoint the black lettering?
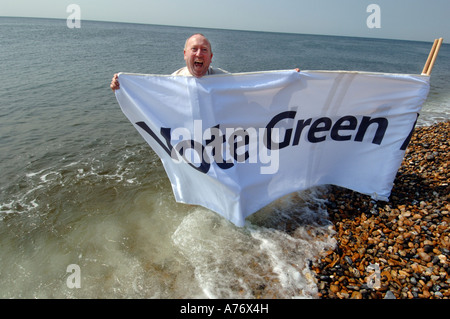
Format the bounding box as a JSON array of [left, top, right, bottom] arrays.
[[136, 121, 210, 174], [136, 121, 172, 155], [308, 117, 332, 143], [400, 114, 418, 151], [354, 116, 388, 145], [292, 118, 312, 145], [265, 111, 297, 150], [175, 140, 210, 174], [229, 129, 250, 162], [160, 127, 174, 154], [205, 125, 234, 169], [331, 116, 357, 141]]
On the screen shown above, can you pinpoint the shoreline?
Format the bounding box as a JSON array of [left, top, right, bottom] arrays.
[[312, 121, 449, 299]]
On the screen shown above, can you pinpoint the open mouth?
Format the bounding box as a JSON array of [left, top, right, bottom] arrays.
[[194, 60, 204, 68]]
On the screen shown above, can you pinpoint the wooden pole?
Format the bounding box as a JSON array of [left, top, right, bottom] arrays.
[[422, 38, 443, 76], [422, 39, 438, 75], [426, 38, 443, 76]]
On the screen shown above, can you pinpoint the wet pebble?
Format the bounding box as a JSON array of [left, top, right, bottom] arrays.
[[312, 122, 450, 299]]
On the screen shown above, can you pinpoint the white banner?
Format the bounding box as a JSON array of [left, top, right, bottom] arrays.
[[115, 70, 429, 227]]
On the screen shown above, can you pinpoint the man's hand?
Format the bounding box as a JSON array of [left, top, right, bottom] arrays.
[[110, 73, 120, 91]]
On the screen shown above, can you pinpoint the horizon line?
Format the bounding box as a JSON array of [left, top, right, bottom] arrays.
[[0, 15, 445, 45]]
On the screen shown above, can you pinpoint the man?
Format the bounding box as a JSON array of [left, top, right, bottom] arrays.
[[110, 33, 299, 90], [110, 33, 226, 90]]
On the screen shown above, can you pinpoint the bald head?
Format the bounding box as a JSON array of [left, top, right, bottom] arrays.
[[184, 33, 212, 53]]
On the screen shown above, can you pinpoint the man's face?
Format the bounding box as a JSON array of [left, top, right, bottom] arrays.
[[184, 35, 213, 78]]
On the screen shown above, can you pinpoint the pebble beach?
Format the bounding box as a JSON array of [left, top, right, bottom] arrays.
[[312, 121, 449, 299]]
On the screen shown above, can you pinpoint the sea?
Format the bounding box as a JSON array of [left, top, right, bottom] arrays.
[[0, 17, 449, 299]]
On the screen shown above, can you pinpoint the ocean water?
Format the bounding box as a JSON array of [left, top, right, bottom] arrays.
[[0, 17, 448, 298]]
